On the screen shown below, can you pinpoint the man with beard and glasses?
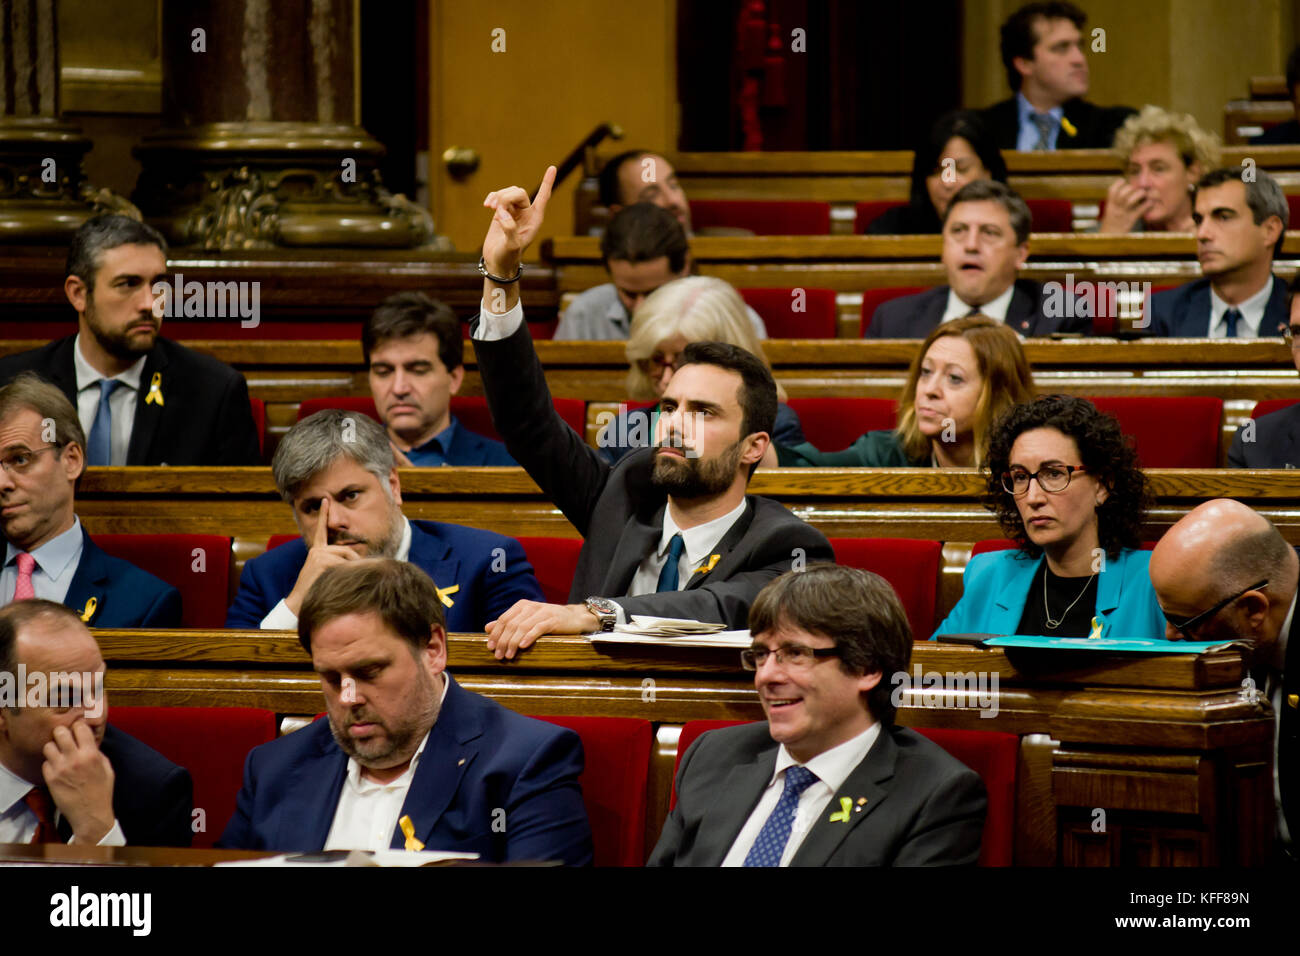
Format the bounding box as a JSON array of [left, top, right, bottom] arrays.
[[468, 166, 833, 660], [0, 215, 260, 466], [218, 559, 592, 861], [224, 409, 543, 630]]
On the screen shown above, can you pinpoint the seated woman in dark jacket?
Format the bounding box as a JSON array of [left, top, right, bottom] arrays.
[[596, 276, 804, 463], [775, 316, 1033, 468], [866, 110, 1008, 236]]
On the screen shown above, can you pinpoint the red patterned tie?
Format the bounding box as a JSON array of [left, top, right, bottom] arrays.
[[12, 552, 35, 601], [23, 787, 57, 844]]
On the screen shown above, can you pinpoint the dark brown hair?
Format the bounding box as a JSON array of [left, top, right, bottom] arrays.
[[362, 291, 462, 371], [298, 559, 445, 654], [0, 600, 85, 691]]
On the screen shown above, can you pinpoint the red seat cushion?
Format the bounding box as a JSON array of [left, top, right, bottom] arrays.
[[92, 534, 232, 628], [295, 395, 584, 444], [1252, 398, 1300, 419], [785, 398, 898, 452], [266, 533, 298, 552], [854, 200, 906, 233], [740, 287, 838, 338], [108, 706, 277, 847], [1025, 198, 1073, 232], [1087, 396, 1223, 468], [515, 537, 582, 604], [860, 286, 928, 335], [531, 715, 652, 866], [689, 199, 831, 235], [673, 719, 1017, 866], [830, 538, 942, 639]]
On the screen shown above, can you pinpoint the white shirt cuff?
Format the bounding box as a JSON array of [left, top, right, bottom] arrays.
[[261, 599, 299, 630], [70, 819, 125, 847], [475, 301, 524, 340], [608, 600, 628, 627]]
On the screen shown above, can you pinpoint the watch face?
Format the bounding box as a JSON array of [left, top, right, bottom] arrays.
[[587, 597, 616, 616]]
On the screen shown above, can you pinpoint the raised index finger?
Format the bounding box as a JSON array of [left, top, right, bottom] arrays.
[[532, 165, 558, 216], [313, 498, 330, 549]]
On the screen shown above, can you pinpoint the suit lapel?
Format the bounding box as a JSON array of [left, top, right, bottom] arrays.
[[790, 728, 897, 866], [407, 523, 462, 614], [919, 288, 947, 333], [1092, 550, 1123, 635], [283, 726, 349, 850], [683, 498, 756, 590], [990, 554, 1042, 634], [602, 506, 663, 597], [49, 338, 80, 399], [1259, 275, 1289, 336], [64, 527, 108, 626], [1191, 283, 1213, 336], [126, 345, 167, 465], [1008, 282, 1037, 335], [693, 748, 776, 865], [392, 675, 482, 849]]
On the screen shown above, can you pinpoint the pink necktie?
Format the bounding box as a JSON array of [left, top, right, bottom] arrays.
[[12, 552, 36, 601]]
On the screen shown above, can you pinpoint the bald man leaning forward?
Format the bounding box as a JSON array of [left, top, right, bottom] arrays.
[[1149, 499, 1297, 861]]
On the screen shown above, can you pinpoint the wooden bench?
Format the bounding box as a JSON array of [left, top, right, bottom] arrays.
[[93, 630, 1274, 866]]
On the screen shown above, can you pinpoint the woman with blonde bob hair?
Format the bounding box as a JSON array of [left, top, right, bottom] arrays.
[[598, 276, 804, 463], [1097, 105, 1221, 234], [777, 316, 1034, 467]]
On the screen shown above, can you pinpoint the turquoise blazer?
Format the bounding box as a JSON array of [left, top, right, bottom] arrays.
[[932, 546, 1167, 640]]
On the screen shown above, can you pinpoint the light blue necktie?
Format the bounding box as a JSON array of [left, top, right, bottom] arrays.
[[743, 765, 819, 867], [655, 533, 685, 592], [87, 379, 124, 466], [1223, 307, 1242, 338]]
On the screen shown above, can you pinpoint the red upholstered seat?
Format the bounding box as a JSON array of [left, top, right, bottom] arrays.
[[854, 200, 905, 233], [530, 715, 652, 867], [93, 534, 232, 628], [295, 395, 585, 443], [860, 286, 928, 335], [515, 537, 582, 604], [673, 719, 1018, 866], [266, 534, 298, 552], [248, 396, 266, 459], [108, 707, 277, 848], [971, 539, 1018, 557], [1252, 398, 1300, 418], [785, 398, 897, 452], [689, 199, 831, 235], [1086, 396, 1223, 468], [740, 287, 838, 338], [829, 538, 941, 639]]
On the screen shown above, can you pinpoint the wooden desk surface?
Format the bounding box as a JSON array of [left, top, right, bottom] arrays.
[[0, 843, 275, 866]]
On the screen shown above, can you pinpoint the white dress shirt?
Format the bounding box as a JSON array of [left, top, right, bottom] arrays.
[[73, 333, 147, 466], [322, 674, 449, 852], [0, 757, 125, 846], [942, 284, 1016, 325], [1208, 279, 1274, 339], [0, 517, 85, 607], [721, 723, 881, 866], [259, 518, 413, 629], [625, 499, 747, 599]]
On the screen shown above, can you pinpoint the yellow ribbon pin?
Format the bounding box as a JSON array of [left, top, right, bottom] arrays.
[[1060, 116, 1078, 138], [398, 815, 424, 851], [79, 597, 97, 623], [145, 372, 164, 406], [435, 584, 459, 608], [697, 554, 721, 575], [828, 796, 853, 823], [1089, 616, 1102, 640]]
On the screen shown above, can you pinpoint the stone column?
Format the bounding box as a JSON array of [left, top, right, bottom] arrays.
[[133, 0, 438, 249]]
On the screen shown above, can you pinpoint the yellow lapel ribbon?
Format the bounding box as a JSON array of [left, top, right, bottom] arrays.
[[79, 597, 98, 623], [1060, 117, 1078, 138], [1089, 616, 1103, 640], [696, 554, 721, 576], [435, 583, 459, 608], [828, 796, 853, 823], [145, 372, 164, 406], [398, 815, 424, 851]]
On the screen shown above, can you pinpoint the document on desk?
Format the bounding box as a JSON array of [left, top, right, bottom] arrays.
[[590, 619, 751, 647], [215, 849, 479, 867]]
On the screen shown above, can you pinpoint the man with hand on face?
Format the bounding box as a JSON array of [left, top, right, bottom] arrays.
[[365, 291, 515, 466], [865, 180, 1090, 338], [0, 599, 192, 847], [1149, 167, 1290, 338], [649, 565, 987, 866], [224, 409, 542, 630], [0, 214, 260, 466], [218, 560, 592, 862], [470, 166, 833, 659]]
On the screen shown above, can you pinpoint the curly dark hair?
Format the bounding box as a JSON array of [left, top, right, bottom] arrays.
[[983, 395, 1150, 558]]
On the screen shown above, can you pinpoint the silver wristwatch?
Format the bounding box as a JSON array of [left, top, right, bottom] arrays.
[[584, 596, 617, 632]]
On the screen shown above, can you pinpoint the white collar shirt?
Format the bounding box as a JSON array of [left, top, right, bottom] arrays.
[[73, 333, 147, 466], [942, 283, 1016, 325], [1208, 279, 1274, 339]]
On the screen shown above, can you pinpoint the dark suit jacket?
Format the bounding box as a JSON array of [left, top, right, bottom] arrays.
[[441, 421, 517, 466], [217, 675, 593, 863], [1228, 402, 1300, 468], [48, 525, 182, 627], [470, 319, 835, 627], [224, 519, 543, 629], [56, 725, 193, 847], [1150, 276, 1290, 338], [979, 96, 1136, 150], [1253, 120, 1300, 146], [648, 721, 987, 866], [0, 336, 260, 465], [864, 280, 1088, 338]]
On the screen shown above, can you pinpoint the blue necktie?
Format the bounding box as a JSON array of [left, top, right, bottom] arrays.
[[1223, 307, 1242, 338], [743, 765, 819, 867], [655, 533, 685, 592], [87, 379, 123, 466], [1031, 113, 1055, 150]]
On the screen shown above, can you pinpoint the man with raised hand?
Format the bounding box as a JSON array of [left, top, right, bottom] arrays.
[[469, 166, 833, 660]]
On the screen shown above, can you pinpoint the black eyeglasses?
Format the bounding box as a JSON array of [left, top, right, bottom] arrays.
[[1162, 579, 1268, 638], [741, 643, 844, 671], [1001, 464, 1087, 496]]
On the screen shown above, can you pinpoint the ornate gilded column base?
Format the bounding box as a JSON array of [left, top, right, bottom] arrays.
[[132, 122, 446, 251], [0, 118, 140, 242]]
